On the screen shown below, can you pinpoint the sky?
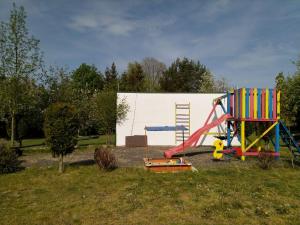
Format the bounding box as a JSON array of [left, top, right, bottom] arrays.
[[0, 0, 299, 87]]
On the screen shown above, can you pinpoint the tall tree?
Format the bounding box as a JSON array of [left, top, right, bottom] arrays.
[[159, 58, 213, 93], [104, 62, 118, 90], [141, 57, 166, 92], [71, 64, 103, 135], [91, 91, 129, 144], [275, 69, 300, 129], [119, 62, 145, 92], [0, 4, 43, 146], [45, 66, 73, 104], [71, 63, 103, 95], [213, 77, 230, 93]]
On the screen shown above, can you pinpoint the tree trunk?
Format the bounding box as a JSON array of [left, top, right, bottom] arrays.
[[59, 154, 64, 173], [11, 112, 15, 147], [106, 132, 108, 145]]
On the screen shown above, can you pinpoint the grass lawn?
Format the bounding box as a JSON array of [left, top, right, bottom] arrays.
[[20, 135, 115, 153], [1, 164, 300, 225]]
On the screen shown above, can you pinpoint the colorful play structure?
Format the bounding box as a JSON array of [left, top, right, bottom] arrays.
[[163, 88, 300, 161]]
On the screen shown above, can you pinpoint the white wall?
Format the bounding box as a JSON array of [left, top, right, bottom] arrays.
[[116, 93, 239, 146]]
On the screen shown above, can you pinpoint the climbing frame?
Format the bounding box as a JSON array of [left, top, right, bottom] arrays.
[[175, 103, 190, 144]]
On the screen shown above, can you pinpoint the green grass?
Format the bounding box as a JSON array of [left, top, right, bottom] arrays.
[[19, 135, 115, 153], [1, 164, 300, 225]]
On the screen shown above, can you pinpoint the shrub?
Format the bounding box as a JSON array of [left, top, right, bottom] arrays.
[[0, 141, 20, 174], [10, 146, 23, 156], [44, 103, 79, 173], [94, 146, 117, 171], [257, 150, 274, 170]]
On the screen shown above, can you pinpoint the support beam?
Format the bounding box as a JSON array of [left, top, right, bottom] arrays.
[[275, 123, 280, 154], [277, 91, 281, 119], [245, 122, 278, 152]]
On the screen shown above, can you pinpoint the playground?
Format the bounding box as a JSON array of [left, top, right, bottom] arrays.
[[117, 89, 300, 172]]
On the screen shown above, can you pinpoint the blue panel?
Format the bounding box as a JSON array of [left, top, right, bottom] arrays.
[[245, 88, 249, 119], [145, 125, 188, 131], [275, 123, 280, 152], [227, 122, 231, 147], [257, 88, 261, 119], [269, 88, 273, 119], [227, 92, 230, 114]]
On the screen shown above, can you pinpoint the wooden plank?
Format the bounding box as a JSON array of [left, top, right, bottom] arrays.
[[250, 88, 254, 119]]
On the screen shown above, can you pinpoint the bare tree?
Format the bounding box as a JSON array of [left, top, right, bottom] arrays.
[[141, 57, 166, 92]]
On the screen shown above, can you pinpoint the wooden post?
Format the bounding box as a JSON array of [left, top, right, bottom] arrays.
[[241, 88, 246, 161]]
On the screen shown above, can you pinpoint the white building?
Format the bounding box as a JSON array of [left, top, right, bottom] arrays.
[[116, 93, 239, 146]]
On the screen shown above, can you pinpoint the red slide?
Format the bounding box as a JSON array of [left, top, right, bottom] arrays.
[[164, 114, 231, 158]]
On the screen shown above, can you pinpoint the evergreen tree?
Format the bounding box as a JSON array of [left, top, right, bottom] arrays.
[[159, 58, 213, 93], [71, 63, 103, 95], [104, 62, 118, 90], [44, 103, 79, 173], [119, 62, 145, 92]]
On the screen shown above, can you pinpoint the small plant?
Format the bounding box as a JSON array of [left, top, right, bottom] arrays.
[[257, 149, 274, 170], [94, 146, 117, 171], [0, 140, 21, 174]]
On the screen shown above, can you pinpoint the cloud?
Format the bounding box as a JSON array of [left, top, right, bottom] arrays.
[[67, 0, 177, 36], [69, 13, 138, 36], [226, 44, 291, 70]]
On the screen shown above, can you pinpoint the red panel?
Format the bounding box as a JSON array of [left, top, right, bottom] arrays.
[[234, 90, 238, 118]]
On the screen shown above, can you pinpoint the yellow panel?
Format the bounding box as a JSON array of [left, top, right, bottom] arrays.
[[253, 88, 257, 119], [241, 121, 245, 161], [242, 88, 246, 118], [277, 91, 281, 119]]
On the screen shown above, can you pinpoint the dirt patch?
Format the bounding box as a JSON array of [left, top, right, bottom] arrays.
[[20, 146, 254, 169]]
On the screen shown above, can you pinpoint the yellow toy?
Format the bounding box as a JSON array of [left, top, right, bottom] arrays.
[[213, 139, 224, 160]]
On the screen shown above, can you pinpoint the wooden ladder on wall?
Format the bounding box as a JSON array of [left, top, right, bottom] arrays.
[[175, 103, 191, 144]]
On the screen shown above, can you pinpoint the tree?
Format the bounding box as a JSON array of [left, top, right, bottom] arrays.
[[141, 57, 166, 92], [159, 58, 213, 93], [104, 62, 118, 90], [0, 4, 43, 146], [45, 66, 73, 104], [71, 63, 103, 95], [213, 77, 230, 93], [71, 64, 104, 135], [44, 103, 79, 173], [92, 91, 129, 144], [119, 62, 145, 92], [275, 69, 300, 130]]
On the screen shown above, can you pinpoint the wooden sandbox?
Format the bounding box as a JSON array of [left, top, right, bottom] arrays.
[[143, 157, 194, 173]]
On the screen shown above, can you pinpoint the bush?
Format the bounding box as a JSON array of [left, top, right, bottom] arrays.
[[44, 103, 79, 173], [257, 151, 274, 170], [94, 146, 117, 171], [10, 146, 23, 156], [0, 141, 20, 174]]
